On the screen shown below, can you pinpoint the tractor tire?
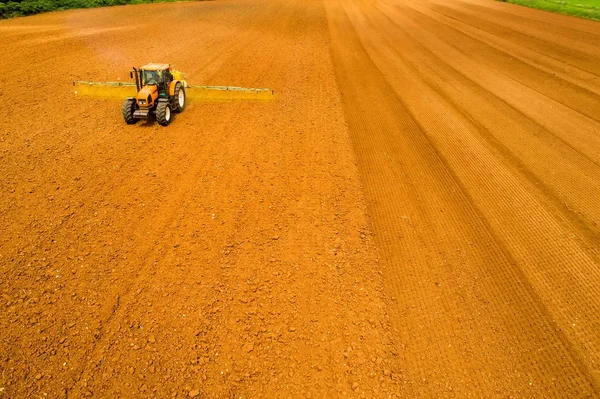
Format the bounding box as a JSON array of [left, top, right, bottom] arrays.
[[122, 98, 137, 124], [156, 101, 172, 126], [171, 82, 186, 113]]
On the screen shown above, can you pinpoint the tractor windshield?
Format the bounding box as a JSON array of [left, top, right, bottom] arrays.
[[141, 70, 162, 86]]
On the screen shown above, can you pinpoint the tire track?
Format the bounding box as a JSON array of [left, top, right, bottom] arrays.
[[384, 2, 600, 165], [415, 2, 600, 96], [327, 0, 600, 395], [458, 1, 600, 49], [375, 0, 600, 245], [394, 0, 600, 124], [458, 0, 600, 35], [430, 2, 600, 75], [352, 0, 600, 385]]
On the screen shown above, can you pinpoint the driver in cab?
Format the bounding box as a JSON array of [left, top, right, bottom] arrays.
[[145, 71, 160, 85]]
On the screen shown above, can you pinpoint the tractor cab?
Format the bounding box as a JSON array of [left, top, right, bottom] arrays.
[[132, 63, 174, 101]]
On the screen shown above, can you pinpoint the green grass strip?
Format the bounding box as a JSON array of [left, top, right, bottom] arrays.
[[0, 0, 199, 19], [500, 0, 600, 21]]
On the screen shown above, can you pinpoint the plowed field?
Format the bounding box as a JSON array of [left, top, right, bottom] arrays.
[[1, 0, 599, 397]]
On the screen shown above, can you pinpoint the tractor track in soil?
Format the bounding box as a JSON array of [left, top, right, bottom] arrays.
[[1, 0, 599, 397]]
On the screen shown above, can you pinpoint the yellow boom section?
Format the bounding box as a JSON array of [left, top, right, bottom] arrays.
[[73, 81, 275, 102]]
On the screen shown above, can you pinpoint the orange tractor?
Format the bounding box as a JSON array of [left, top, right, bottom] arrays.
[[122, 63, 186, 126]]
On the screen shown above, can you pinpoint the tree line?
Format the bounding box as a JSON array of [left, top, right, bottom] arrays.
[[0, 0, 184, 18]]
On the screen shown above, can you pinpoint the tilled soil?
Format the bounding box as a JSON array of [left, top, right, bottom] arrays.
[[1, 0, 599, 397]]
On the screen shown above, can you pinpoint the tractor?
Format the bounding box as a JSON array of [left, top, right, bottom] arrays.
[[122, 63, 186, 126]]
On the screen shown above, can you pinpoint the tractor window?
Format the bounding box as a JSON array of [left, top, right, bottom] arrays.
[[141, 70, 162, 86]]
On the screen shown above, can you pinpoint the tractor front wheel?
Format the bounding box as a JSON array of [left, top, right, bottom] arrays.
[[171, 82, 186, 113], [156, 101, 172, 126], [122, 98, 137, 124]]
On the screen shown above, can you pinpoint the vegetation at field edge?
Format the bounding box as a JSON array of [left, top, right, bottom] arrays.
[[0, 0, 197, 19], [501, 0, 600, 21]]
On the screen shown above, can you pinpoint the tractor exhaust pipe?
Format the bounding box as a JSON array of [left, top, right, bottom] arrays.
[[131, 67, 141, 92]]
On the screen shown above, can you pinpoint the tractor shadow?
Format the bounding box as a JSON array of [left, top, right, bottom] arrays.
[[134, 114, 180, 128]]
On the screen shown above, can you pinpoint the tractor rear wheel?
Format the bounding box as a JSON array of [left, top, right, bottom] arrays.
[[156, 101, 172, 126], [122, 98, 137, 124], [171, 82, 186, 113]]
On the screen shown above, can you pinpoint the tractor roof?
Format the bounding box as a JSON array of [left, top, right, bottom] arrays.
[[140, 63, 171, 71]]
